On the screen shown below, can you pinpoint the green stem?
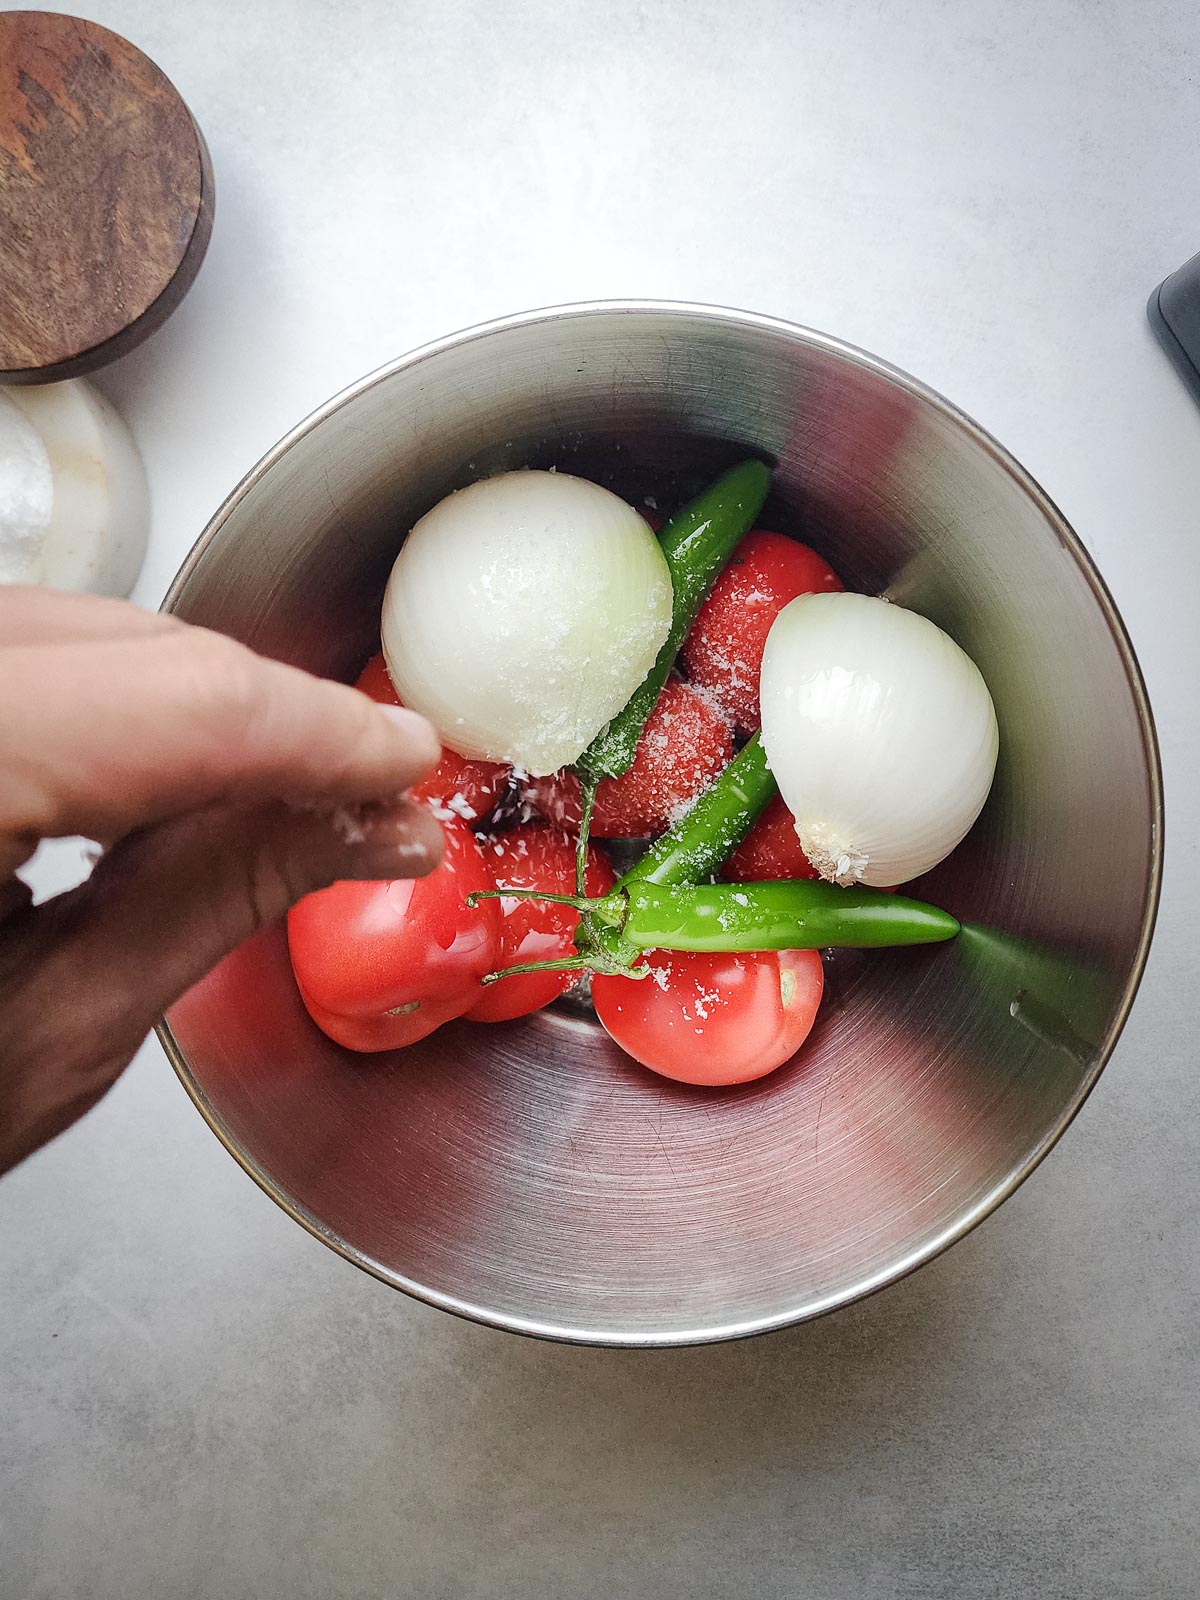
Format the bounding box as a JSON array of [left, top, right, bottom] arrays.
[[575, 771, 598, 898], [469, 886, 622, 918], [480, 955, 591, 985], [480, 947, 650, 985]]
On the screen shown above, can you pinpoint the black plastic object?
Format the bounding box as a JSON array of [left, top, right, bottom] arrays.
[[1148, 250, 1200, 404]]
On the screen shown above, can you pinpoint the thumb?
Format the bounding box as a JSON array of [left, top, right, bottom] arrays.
[[0, 799, 444, 1172]]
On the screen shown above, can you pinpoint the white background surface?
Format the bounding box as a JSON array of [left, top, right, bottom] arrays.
[[4, 2, 1200, 1596]]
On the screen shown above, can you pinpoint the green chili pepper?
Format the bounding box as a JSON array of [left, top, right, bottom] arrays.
[[576, 459, 771, 784], [611, 880, 960, 952], [619, 732, 776, 889], [474, 878, 958, 982]]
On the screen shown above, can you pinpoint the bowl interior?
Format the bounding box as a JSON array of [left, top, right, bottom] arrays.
[[163, 306, 1159, 1344]]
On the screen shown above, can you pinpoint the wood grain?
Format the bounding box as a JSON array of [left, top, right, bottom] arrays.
[[0, 11, 214, 383]]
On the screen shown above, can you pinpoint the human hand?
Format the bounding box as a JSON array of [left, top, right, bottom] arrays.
[[0, 587, 444, 1173]]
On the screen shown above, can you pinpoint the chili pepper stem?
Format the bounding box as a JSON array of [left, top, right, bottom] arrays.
[[575, 772, 598, 897], [480, 951, 648, 985], [480, 955, 590, 985], [468, 887, 596, 912], [467, 886, 626, 924]]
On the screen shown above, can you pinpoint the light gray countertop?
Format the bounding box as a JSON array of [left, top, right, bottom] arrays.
[[3, 2, 1200, 1595]]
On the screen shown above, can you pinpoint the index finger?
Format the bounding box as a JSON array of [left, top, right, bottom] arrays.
[[0, 625, 442, 850]]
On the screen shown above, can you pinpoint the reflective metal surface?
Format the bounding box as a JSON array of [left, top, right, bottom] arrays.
[[160, 303, 1161, 1346]]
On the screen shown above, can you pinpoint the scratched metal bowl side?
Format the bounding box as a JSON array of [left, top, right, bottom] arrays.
[[160, 302, 1161, 1346]]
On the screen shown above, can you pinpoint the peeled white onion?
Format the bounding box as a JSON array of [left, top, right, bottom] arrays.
[[759, 591, 999, 887], [0, 380, 149, 596], [382, 470, 672, 775]]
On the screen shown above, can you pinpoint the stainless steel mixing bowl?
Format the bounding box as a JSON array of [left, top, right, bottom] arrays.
[[161, 302, 1161, 1346]]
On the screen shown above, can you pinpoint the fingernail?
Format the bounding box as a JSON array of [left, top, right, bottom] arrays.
[[378, 704, 441, 768]]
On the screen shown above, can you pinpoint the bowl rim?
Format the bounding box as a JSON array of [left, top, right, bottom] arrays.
[[157, 297, 1164, 1348]]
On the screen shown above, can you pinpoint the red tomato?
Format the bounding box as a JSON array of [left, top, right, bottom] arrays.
[[297, 989, 468, 1052], [287, 815, 501, 1052], [464, 825, 616, 1024], [592, 947, 825, 1086], [721, 795, 819, 882], [681, 530, 844, 733], [355, 652, 509, 824], [526, 678, 733, 837], [355, 651, 403, 706]]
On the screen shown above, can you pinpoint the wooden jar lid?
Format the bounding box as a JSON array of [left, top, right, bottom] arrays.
[[0, 11, 214, 384]]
